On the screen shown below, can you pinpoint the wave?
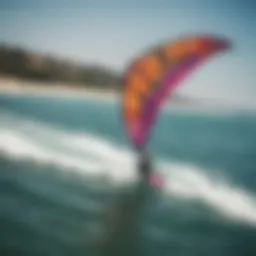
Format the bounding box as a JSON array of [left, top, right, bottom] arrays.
[[1, 111, 256, 226]]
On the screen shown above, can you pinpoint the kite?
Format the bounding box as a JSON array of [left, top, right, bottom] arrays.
[[122, 34, 231, 150]]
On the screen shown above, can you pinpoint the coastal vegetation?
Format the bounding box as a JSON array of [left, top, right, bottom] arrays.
[[0, 44, 121, 90]]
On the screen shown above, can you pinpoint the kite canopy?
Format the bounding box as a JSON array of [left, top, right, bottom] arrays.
[[122, 34, 231, 150]]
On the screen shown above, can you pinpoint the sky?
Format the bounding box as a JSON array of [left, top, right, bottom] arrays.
[[0, 0, 255, 106]]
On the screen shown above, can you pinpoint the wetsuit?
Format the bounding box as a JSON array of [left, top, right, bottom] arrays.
[[138, 150, 153, 182]]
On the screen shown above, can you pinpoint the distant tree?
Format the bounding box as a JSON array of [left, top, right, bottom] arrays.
[[0, 44, 121, 90]]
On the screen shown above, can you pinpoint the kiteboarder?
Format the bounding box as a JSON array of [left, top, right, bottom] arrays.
[[138, 150, 152, 181], [138, 149, 164, 188]]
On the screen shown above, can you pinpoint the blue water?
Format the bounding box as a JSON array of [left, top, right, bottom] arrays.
[[1, 93, 256, 256]]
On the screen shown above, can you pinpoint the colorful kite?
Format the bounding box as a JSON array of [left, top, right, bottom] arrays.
[[122, 34, 231, 150]]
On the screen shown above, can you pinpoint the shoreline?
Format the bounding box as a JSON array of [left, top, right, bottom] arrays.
[[0, 78, 254, 113], [0, 78, 119, 101]]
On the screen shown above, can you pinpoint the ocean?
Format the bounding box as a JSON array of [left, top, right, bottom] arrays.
[[1, 92, 256, 256]]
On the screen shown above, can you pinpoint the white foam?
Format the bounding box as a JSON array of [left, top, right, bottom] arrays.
[[0, 113, 136, 183], [161, 163, 256, 224], [1, 112, 256, 226], [0, 130, 102, 175]]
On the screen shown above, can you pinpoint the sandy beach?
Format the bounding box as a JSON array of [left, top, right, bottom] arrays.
[[0, 77, 119, 101]]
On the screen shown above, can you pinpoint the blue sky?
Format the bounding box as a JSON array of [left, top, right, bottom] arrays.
[[0, 0, 255, 105]]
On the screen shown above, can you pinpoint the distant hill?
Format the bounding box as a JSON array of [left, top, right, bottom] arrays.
[[0, 44, 208, 106], [0, 44, 121, 90]]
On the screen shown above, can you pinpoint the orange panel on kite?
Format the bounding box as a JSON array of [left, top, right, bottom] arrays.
[[135, 54, 163, 82], [126, 72, 149, 96]]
